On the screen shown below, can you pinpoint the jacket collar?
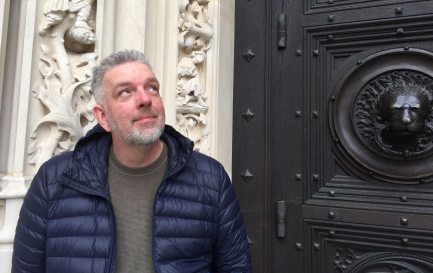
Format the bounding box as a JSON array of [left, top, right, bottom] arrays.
[[59, 124, 193, 199]]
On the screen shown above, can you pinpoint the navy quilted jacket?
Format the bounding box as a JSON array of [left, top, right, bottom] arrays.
[[12, 124, 252, 273]]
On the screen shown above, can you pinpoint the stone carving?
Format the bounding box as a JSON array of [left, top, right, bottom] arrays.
[[353, 70, 433, 160], [40, 0, 96, 50], [28, 0, 97, 169], [177, 0, 213, 153], [178, 0, 213, 53]]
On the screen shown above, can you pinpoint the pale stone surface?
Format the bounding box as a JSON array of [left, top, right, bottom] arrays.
[[0, 0, 38, 270], [0, 0, 10, 113], [29, 0, 97, 170], [143, 1, 179, 126], [0, 177, 28, 273], [0, 1, 234, 272], [206, 0, 234, 174]]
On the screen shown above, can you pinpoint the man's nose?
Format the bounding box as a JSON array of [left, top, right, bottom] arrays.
[[135, 88, 152, 108]]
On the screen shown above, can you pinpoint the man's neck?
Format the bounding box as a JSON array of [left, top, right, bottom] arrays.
[[111, 139, 163, 168]]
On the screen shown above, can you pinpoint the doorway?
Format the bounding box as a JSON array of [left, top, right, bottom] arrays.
[[233, 1, 433, 272]]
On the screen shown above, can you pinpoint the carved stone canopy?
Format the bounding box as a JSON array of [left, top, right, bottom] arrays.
[[330, 48, 433, 184]]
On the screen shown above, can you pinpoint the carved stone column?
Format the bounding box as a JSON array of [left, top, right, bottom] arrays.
[[175, 0, 235, 172], [176, 0, 214, 154], [0, 1, 38, 272]]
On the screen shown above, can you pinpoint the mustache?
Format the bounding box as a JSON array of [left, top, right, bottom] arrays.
[[132, 110, 159, 121]]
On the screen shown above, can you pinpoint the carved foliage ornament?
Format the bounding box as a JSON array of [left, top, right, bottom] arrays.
[[28, 0, 97, 169], [176, 0, 213, 153]]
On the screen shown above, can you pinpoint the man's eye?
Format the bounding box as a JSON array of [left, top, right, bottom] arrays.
[[119, 89, 131, 96], [147, 86, 159, 93]]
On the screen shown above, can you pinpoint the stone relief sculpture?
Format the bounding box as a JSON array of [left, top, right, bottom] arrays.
[[40, 0, 95, 50], [177, 0, 213, 153], [353, 70, 433, 160], [28, 0, 97, 169], [178, 0, 213, 53]]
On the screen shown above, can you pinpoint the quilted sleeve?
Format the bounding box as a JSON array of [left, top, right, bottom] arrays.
[[12, 165, 48, 273], [213, 168, 252, 273]]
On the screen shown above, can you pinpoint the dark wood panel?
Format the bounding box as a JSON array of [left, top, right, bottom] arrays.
[[304, 16, 433, 209], [305, 219, 433, 273], [234, 0, 433, 272], [304, 205, 433, 230], [306, 0, 432, 14], [233, 0, 272, 272]]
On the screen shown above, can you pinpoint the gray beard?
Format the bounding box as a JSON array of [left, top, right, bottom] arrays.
[[106, 114, 165, 146], [125, 124, 165, 145]]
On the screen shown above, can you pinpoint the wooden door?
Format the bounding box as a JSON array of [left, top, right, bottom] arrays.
[[233, 1, 433, 272]]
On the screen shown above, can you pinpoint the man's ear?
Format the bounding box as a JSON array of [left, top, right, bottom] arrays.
[[92, 104, 112, 132]]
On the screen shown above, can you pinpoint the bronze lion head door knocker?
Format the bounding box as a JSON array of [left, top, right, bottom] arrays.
[[331, 49, 433, 183]]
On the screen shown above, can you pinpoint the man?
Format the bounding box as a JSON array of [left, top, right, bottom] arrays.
[[12, 49, 252, 273]]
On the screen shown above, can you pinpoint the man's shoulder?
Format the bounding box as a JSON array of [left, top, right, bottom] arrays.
[[187, 151, 225, 175], [43, 150, 73, 168], [173, 151, 231, 193], [36, 151, 73, 185]]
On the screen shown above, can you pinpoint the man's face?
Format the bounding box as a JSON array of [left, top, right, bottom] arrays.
[[93, 61, 165, 145]]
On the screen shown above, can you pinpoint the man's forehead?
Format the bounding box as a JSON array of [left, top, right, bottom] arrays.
[[102, 62, 157, 85], [106, 61, 151, 74]]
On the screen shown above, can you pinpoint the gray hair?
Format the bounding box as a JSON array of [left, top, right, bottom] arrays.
[[91, 49, 151, 103]]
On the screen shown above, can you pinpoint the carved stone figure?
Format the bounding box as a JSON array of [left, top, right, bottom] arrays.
[[176, 51, 209, 152], [177, 51, 207, 105], [178, 0, 213, 53], [40, 0, 95, 53]]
